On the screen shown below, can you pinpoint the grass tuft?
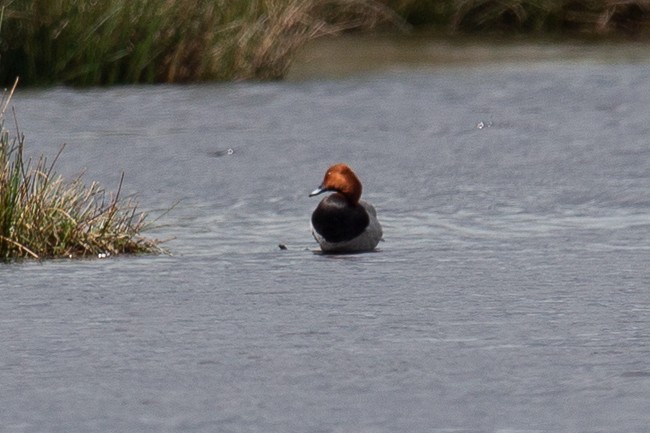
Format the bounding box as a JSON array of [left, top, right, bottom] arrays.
[[0, 80, 164, 261]]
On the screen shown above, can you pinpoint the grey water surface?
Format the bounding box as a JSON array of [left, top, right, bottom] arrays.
[[2, 56, 650, 432]]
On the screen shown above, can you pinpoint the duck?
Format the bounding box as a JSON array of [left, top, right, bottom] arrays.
[[309, 163, 383, 253]]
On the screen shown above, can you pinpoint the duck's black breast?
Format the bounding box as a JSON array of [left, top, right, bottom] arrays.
[[311, 193, 370, 243]]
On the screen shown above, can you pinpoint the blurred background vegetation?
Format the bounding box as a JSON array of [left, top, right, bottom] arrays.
[[1, 0, 649, 86]]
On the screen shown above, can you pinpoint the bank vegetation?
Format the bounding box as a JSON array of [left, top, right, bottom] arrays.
[[1, 0, 649, 85]]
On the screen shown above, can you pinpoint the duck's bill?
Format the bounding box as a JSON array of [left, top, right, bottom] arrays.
[[309, 186, 326, 197]]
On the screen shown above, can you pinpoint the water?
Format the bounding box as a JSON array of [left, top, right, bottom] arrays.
[[2, 51, 650, 432]]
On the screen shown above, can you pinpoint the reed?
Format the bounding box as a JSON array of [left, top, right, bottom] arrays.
[[385, 0, 650, 36], [1, 0, 649, 86], [0, 0, 401, 85], [0, 81, 163, 261]]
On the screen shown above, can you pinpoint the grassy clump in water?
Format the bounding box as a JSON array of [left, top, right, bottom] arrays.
[[0, 82, 163, 261], [0, 0, 401, 86]]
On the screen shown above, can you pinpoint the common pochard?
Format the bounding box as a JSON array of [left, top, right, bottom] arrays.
[[309, 163, 383, 253]]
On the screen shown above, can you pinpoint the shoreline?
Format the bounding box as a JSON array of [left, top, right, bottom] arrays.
[[288, 34, 650, 80]]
